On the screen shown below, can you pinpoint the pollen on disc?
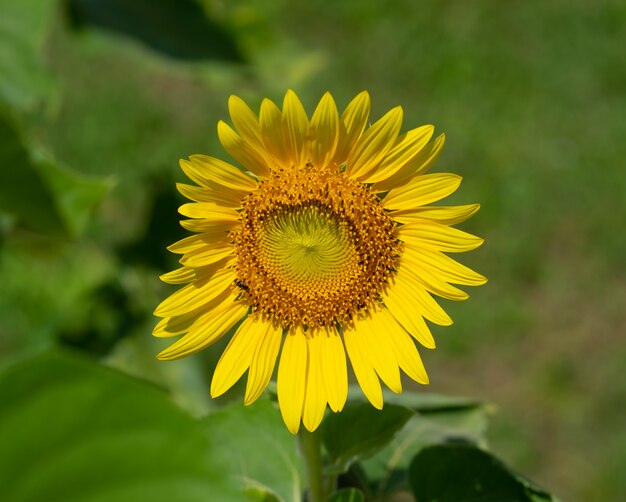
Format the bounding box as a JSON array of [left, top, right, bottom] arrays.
[[231, 166, 401, 328]]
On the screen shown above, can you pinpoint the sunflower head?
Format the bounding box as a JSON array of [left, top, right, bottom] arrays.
[[154, 90, 486, 434]]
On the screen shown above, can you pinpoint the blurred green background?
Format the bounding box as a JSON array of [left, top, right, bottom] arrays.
[[1, 0, 625, 500]]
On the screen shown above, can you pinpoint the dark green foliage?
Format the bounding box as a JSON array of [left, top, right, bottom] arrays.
[[0, 349, 557, 501], [360, 392, 491, 496], [326, 488, 365, 502], [0, 351, 240, 502], [409, 444, 556, 502], [201, 399, 305, 502], [0, 114, 66, 235], [0, 114, 110, 237], [321, 401, 414, 474], [66, 0, 244, 62]]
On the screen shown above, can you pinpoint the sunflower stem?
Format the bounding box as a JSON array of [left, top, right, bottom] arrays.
[[299, 428, 326, 502]]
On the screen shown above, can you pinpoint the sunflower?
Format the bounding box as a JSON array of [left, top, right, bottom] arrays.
[[154, 90, 486, 434]]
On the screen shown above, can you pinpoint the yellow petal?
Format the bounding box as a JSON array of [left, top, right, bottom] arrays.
[[343, 323, 383, 408], [378, 308, 429, 384], [245, 319, 283, 405], [400, 251, 472, 300], [345, 106, 403, 180], [227, 94, 277, 168], [154, 290, 236, 338], [398, 222, 484, 253], [419, 271, 470, 301], [210, 316, 263, 398], [217, 120, 271, 178], [361, 125, 434, 184], [229, 95, 279, 170], [383, 173, 462, 210], [179, 211, 237, 235], [178, 202, 239, 221], [159, 267, 196, 284], [392, 204, 480, 225], [372, 133, 445, 192], [228, 95, 263, 143], [185, 155, 258, 191], [282, 90, 309, 168], [357, 313, 402, 393], [277, 326, 308, 434], [318, 325, 348, 413], [168, 234, 205, 254], [260, 98, 290, 167], [382, 284, 436, 349], [308, 92, 339, 169], [403, 247, 487, 286], [157, 295, 247, 360], [179, 243, 234, 268], [179, 218, 238, 234], [335, 91, 370, 165], [160, 259, 233, 285], [154, 267, 236, 317], [153, 292, 228, 338], [392, 270, 454, 326], [153, 316, 189, 338], [303, 332, 327, 432], [167, 234, 229, 255], [176, 182, 242, 207]]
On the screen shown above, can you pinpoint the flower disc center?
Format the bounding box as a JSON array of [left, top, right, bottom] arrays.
[[259, 207, 358, 286], [232, 167, 401, 328]]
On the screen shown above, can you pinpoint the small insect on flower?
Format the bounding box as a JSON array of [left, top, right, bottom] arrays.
[[153, 90, 486, 434]]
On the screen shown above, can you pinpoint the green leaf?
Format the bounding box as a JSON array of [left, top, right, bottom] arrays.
[[326, 488, 365, 502], [0, 351, 240, 502], [0, 0, 56, 111], [0, 113, 110, 237], [321, 402, 414, 474], [201, 399, 304, 502], [35, 152, 112, 236], [66, 0, 244, 62], [0, 113, 65, 235], [360, 391, 491, 496], [409, 444, 558, 502], [384, 390, 486, 412], [245, 486, 282, 502]]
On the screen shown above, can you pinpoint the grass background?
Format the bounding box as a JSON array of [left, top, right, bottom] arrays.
[[2, 0, 626, 500]]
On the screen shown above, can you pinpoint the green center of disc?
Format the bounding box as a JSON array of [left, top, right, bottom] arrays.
[[258, 206, 357, 286]]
